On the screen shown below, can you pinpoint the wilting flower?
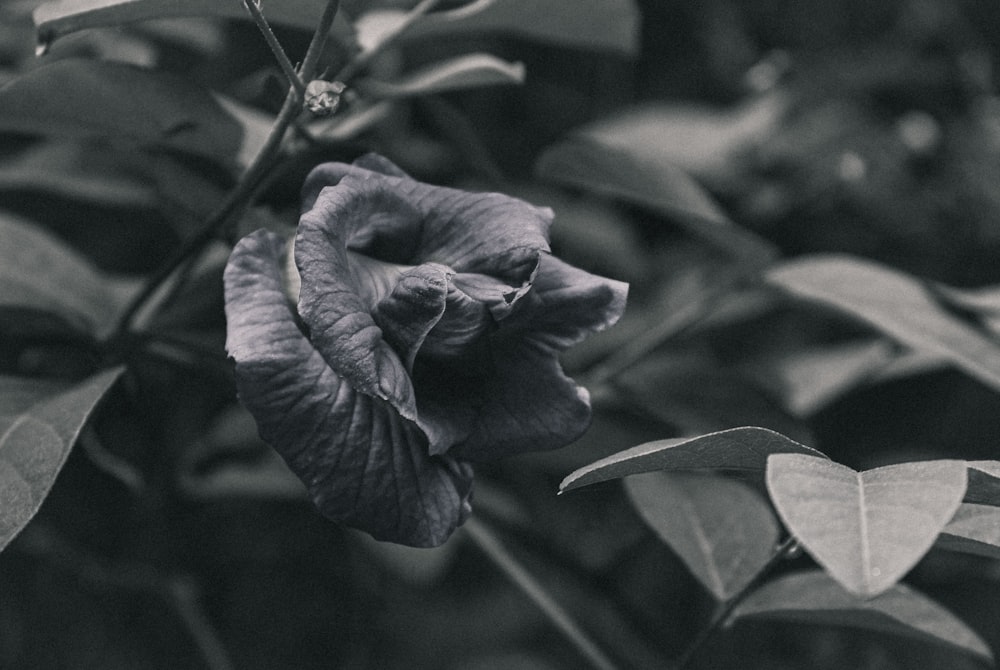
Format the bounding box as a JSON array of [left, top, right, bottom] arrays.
[[224, 154, 627, 547]]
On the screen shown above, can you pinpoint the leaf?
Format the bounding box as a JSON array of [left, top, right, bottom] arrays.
[[535, 135, 777, 263], [933, 284, 1000, 337], [734, 570, 994, 663], [765, 254, 1000, 392], [965, 461, 1000, 506], [625, 471, 779, 600], [0, 367, 123, 552], [0, 212, 140, 339], [0, 59, 242, 165], [937, 504, 1000, 560], [34, 0, 354, 47], [356, 54, 524, 99], [560, 426, 825, 493], [379, 0, 640, 56], [766, 454, 968, 597]]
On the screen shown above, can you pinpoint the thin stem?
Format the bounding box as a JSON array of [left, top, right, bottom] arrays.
[[463, 517, 620, 670], [112, 0, 341, 338], [674, 536, 800, 669], [334, 0, 441, 83], [244, 0, 306, 99]]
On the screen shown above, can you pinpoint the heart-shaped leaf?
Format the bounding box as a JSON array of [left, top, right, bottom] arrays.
[[625, 471, 779, 600], [766, 254, 1000, 392], [560, 426, 825, 493], [0, 367, 123, 552], [766, 454, 967, 597], [733, 570, 993, 663], [937, 504, 1000, 560]]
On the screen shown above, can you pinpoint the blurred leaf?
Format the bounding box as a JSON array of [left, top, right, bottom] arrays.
[[0, 212, 139, 339], [934, 284, 1000, 337], [966, 461, 1000, 506], [0, 367, 123, 552], [625, 471, 779, 600], [0, 140, 156, 208], [560, 426, 825, 493], [937, 504, 1000, 560], [209, 93, 274, 171], [371, 0, 640, 56], [34, 0, 353, 46], [357, 54, 524, 99], [734, 571, 994, 663], [306, 100, 393, 142], [765, 454, 967, 597], [536, 135, 776, 263], [0, 59, 242, 166], [766, 254, 1000, 392], [768, 339, 898, 417], [614, 352, 811, 441]]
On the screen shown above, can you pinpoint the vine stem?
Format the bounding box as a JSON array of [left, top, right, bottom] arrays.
[[673, 535, 800, 669], [243, 0, 307, 99], [112, 0, 341, 339], [462, 517, 621, 670]]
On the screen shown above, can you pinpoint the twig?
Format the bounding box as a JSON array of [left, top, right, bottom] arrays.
[[463, 517, 620, 670], [243, 0, 306, 99], [674, 536, 800, 669], [112, 0, 341, 339]]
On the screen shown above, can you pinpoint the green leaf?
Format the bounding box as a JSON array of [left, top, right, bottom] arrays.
[[734, 570, 993, 663], [765, 254, 1000, 392], [357, 54, 524, 99], [364, 0, 640, 56], [965, 461, 1000, 506], [937, 504, 1000, 560], [34, 0, 353, 47], [0, 212, 139, 339], [535, 135, 777, 263], [766, 454, 967, 597], [0, 59, 242, 165], [0, 367, 123, 552], [560, 426, 825, 493], [625, 471, 779, 600]]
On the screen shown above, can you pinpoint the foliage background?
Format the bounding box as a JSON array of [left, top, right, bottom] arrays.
[[3, 0, 1000, 668]]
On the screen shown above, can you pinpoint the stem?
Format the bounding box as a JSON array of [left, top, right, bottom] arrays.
[[243, 0, 306, 99], [463, 517, 620, 670], [674, 536, 799, 669], [112, 0, 341, 339], [334, 0, 441, 83]]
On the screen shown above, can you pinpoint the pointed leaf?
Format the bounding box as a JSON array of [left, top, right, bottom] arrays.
[[0, 59, 242, 165], [766, 455, 967, 597], [734, 570, 993, 663], [560, 426, 825, 493], [766, 255, 1000, 391], [937, 504, 1000, 560], [379, 0, 640, 56], [625, 471, 779, 600], [536, 135, 776, 263], [0, 212, 139, 339], [0, 367, 123, 551], [357, 54, 524, 99]]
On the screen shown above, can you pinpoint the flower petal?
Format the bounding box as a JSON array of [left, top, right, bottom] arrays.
[[224, 230, 474, 547], [373, 262, 451, 371], [301, 155, 552, 281], [294, 187, 420, 420], [418, 254, 628, 460]]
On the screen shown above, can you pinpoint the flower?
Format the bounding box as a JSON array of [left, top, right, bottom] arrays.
[[224, 154, 627, 547]]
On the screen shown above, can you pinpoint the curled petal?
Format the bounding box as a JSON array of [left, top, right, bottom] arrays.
[[373, 262, 451, 371], [224, 231, 474, 547], [301, 155, 553, 282], [419, 254, 629, 460]]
